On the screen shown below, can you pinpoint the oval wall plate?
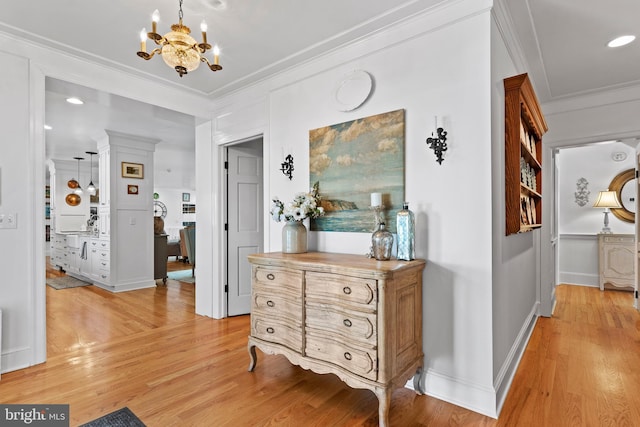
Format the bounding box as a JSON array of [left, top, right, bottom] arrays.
[[333, 70, 373, 111]]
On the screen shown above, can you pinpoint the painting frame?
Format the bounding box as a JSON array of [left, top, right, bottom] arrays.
[[182, 192, 190, 202], [309, 109, 405, 233], [127, 184, 139, 195], [121, 162, 144, 179]]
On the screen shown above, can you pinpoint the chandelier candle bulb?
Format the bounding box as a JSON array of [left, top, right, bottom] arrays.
[[139, 28, 147, 52], [151, 9, 159, 33], [200, 20, 208, 44], [213, 45, 220, 65]]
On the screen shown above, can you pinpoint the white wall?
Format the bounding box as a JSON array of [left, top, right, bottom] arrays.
[[206, 0, 503, 417], [557, 143, 635, 235], [558, 234, 598, 286], [489, 9, 540, 416], [154, 147, 196, 190], [0, 50, 40, 372]]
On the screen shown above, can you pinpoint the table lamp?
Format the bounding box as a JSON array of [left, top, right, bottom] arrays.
[[593, 189, 622, 233]]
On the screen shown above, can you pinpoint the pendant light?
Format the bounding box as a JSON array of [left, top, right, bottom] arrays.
[[73, 157, 84, 195], [85, 151, 97, 196]]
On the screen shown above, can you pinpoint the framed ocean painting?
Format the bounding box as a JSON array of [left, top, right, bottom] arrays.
[[309, 109, 405, 233]]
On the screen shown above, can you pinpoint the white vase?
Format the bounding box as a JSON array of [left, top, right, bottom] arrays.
[[282, 221, 307, 253]]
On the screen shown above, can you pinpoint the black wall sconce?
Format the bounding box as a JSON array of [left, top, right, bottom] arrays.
[[280, 154, 294, 180], [426, 117, 448, 165]]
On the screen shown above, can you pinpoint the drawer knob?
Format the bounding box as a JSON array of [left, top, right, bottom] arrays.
[[343, 286, 352, 295], [344, 352, 352, 361], [266, 327, 275, 334], [343, 319, 352, 327], [266, 300, 275, 307], [266, 273, 275, 280]]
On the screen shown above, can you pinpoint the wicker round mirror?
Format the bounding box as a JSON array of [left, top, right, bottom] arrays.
[[609, 168, 635, 223]]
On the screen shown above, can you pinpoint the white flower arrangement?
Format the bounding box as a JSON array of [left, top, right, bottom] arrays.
[[270, 181, 324, 222]]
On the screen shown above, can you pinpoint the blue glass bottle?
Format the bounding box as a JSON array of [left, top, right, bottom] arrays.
[[396, 202, 415, 260]]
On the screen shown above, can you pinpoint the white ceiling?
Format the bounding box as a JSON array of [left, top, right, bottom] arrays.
[[1, 0, 638, 163], [507, 0, 640, 101]]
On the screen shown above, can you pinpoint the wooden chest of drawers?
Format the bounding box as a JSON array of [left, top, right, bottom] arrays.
[[247, 252, 426, 427]]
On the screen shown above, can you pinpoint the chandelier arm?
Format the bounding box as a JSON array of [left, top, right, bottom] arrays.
[[152, 35, 166, 45], [141, 47, 162, 60], [200, 56, 223, 71]]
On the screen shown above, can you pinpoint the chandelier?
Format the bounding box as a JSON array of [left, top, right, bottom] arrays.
[[137, 0, 222, 77]]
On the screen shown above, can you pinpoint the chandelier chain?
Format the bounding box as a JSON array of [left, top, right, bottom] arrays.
[[178, 0, 184, 21]]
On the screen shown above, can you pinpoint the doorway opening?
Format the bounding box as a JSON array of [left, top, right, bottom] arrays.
[[553, 140, 637, 309], [44, 76, 199, 355]]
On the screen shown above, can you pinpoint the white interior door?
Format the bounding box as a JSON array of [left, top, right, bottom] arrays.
[[227, 138, 263, 316]]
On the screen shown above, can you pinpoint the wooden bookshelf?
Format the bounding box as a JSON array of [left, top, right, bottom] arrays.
[[504, 73, 548, 235]]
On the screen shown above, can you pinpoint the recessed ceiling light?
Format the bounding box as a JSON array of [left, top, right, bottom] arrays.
[[607, 35, 636, 48], [44, 124, 52, 130], [66, 97, 84, 105]]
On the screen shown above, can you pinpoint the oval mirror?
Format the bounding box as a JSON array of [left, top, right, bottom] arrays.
[[609, 168, 635, 223]]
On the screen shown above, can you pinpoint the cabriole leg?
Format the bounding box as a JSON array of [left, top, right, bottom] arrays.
[[374, 387, 391, 427], [248, 343, 257, 372], [413, 366, 425, 394]]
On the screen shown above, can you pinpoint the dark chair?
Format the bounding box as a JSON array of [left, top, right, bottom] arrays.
[[167, 239, 181, 260]]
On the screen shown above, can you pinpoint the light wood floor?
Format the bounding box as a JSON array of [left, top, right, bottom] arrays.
[[1, 268, 639, 426]]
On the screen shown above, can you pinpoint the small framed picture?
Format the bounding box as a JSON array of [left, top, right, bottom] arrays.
[[45, 202, 50, 219], [45, 185, 50, 199], [127, 184, 139, 195], [182, 192, 190, 202], [122, 162, 144, 179]]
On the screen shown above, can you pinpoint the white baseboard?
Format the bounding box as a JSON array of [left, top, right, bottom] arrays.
[[0, 345, 32, 375], [494, 302, 539, 417], [92, 280, 156, 293], [404, 303, 540, 419], [421, 369, 498, 418], [559, 272, 598, 287]]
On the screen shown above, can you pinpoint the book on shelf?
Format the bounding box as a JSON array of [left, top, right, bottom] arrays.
[[520, 195, 536, 226], [530, 198, 536, 223], [529, 134, 537, 159], [520, 196, 529, 225]]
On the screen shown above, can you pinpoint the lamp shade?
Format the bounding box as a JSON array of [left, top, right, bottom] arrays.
[[593, 190, 622, 209]]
